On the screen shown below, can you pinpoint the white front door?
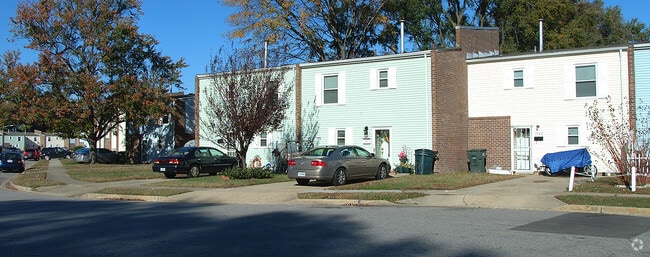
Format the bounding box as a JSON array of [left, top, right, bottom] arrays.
[[513, 127, 532, 171]]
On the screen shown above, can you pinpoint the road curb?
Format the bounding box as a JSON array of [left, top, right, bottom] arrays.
[[82, 193, 173, 202], [557, 204, 650, 217]]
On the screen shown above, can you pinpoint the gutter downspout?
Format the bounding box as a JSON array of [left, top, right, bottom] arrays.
[[425, 52, 432, 148]]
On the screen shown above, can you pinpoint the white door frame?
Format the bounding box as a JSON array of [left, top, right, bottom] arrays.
[[512, 127, 532, 172]]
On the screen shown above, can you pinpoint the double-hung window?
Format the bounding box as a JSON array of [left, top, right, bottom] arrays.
[[260, 132, 268, 147], [568, 127, 579, 145], [378, 70, 388, 88], [323, 75, 338, 104], [575, 65, 596, 97], [337, 130, 345, 145], [513, 70, 524, 87]]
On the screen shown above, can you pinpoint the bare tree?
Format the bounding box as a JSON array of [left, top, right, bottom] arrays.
[[586, 96, 650, 186], [200, 48, 292, 167]]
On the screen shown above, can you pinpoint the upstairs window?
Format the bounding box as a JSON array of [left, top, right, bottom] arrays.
[[260, 132, 268, 147], [575, 65, 596, 97], [513, 70, 524, 87], [323, 75, 339, 104], [378, 70, 388, 88]]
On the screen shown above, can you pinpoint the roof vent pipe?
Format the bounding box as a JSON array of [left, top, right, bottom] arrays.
[[538, 19, 544, 53], [400, 20, 405, 53], [264, 40, 268, 68]]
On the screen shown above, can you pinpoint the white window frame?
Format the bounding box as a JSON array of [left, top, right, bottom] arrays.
[[328, 127, 353, 145], [575, 65, 596, 97], [369, 67, 397, 90], [503, 67, 533, 89], [568, 126, 579, 145], [260, 132, 268, 147], [513, 69, 524, 87], [315, 72, 346, 106], [564, 63, 608, 99]]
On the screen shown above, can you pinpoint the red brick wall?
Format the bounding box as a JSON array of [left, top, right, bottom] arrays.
[[431, 49, 468, 173], [468, 116, 512, 171], [455, 26, 500, 54]]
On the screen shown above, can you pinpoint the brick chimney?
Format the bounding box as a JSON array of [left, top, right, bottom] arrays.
[[455, 26, 499, 55]]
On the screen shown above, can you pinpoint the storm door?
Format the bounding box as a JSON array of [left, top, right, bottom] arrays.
[[513, 127, 532, 171]]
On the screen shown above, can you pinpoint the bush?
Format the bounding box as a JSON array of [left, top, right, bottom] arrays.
[[223, 167, 274, 179]]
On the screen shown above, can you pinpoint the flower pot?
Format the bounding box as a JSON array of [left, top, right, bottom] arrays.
[[397, 166, 411, 173]]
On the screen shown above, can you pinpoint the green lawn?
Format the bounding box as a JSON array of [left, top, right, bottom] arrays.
[[332, 172, 522, 190]]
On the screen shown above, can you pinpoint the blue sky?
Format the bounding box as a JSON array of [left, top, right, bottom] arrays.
[[1, 0, 649, 94]]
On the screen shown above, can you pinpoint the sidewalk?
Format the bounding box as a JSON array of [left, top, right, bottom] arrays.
[[8, 159, 650, 217]]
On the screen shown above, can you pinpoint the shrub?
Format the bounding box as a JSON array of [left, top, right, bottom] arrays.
[[223, 167, 274, 179]]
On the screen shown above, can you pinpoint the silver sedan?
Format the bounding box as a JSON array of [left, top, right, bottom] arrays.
[[287, 145, 390, 186]]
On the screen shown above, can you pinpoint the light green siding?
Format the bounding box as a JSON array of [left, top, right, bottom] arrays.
[[300, 52, 433, 165]]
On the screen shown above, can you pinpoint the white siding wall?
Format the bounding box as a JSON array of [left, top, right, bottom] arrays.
[[468, 49, 629, 172], [300, 52, 433, 166]]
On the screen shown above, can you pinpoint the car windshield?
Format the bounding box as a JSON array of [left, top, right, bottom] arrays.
[[166, 148, 191, 157], [303, 147, 335, 157]]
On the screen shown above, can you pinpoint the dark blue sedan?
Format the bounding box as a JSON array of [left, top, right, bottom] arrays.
[[0, 152, 25, 172]]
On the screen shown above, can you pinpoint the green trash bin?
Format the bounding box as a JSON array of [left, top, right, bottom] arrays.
[[415, 149, 439, 174], [467, 149, 487, 173]]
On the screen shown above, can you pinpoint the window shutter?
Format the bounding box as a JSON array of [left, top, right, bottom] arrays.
[[315, 74, 322, 106], [524, 67, 533, 88], [388, 67, 397, 89], [564, 65, 575, 99], [597, 62, 608, 98], [503, 68, 513, 89], [345, 127, 353, 145], [338, 71, 346, 105], [328, 128, 336, 145], [369, 69, 377, 90], [556, 127, 566, 146]]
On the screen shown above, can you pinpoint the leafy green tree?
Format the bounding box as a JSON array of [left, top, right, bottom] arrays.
[[225, 0, 392, 61], [492, 0, 650, 53], [8, 0, 186, 163]]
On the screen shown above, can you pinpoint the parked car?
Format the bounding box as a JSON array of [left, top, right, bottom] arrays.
[[23, 148, 40, 161], [72, 148, 119, 164], [0, 152, 25, 172], [40, 147, 72, 160], [152, 146, 239, 178], [287, 145, 390, 186]]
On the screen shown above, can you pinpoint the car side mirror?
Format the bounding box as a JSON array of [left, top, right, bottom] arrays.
[[370, 153, 375, 158]]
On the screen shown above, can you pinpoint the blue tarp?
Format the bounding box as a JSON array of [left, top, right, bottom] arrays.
[[540, 148, 592, 174]]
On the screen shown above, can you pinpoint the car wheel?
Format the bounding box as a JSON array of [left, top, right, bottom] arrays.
[[188, 165, 200, 178], [376, 164, 388, 180], [44, 156, 51, 160], [296, 179, 310, 185], [65, 154, 71, 159], [332, 168, 347, 186], [544, 167, 557, 176], [164, 172, 176, 178]]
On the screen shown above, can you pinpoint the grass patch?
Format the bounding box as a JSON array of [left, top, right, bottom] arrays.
[[332, 172, 521, 190], [95, 187, 191, 196], [61, 159, 161, 182], [148, 174, 293, 188], [10, 160, 63, 188], [572, 177, 650, 194], [298, 192, 429, 202], [556, 195, 650, 208]]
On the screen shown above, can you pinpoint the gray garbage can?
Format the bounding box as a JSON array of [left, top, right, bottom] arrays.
[[467, 149, 487, 173], [414, 149, 438, 174]]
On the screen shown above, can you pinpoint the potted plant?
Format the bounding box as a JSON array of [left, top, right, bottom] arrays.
[[396, 151, 414, 173]]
